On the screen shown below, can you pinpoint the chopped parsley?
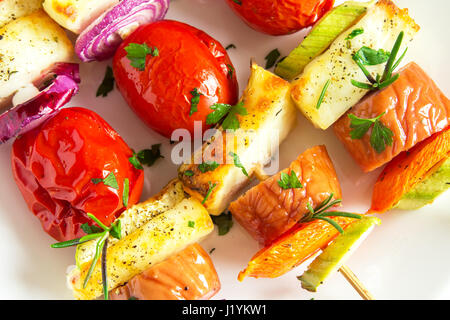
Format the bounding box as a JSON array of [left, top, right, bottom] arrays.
[[348, 112, 394, 154], [202, 182, 217, 204], [345, 28, 364, 40], [211, 211, 233, 236], [129, 144, 164, 169], [124, 43, 159, 71], [265, 48, 281, 69], [198, 161, 219, 173], [189, 88, 203, 116], [92, 172, 119, 190], [277, 171, 303, 190], [96, 66, 115, 97], [206, 101, 247, 131], [229, 152, 248, 177], [188, 221, 195, 228]]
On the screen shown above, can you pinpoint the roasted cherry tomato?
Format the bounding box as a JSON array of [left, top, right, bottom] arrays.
[[226, 0, 335, 36], [11, 107, 144, 242], [113, 20, 239, 138]]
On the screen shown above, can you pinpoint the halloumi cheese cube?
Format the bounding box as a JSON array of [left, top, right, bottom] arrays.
[[0, 10, 74, 109], [0, 0, 43, 28], [68, 180, 214, 300], [291, 0, 420, 130], [43, 0, 119, 33], [179, 63, 297, 215]]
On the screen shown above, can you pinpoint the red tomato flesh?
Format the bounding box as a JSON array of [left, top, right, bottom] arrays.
[[226, 0, 335, 36], [113, 20, 239, 138], [11, 107, 144, 242]]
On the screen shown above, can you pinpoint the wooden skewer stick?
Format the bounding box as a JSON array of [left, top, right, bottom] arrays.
[[254, 166, 375, 300], [339, 265, 374, 300]]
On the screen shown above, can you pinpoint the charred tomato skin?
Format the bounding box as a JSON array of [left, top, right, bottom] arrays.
[[11, 107, 144, 242], [113, 20, 239, 138], [225, 0, 335, 36]]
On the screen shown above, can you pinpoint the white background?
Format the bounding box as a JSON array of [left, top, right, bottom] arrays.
[[0, 0, 448, 299]]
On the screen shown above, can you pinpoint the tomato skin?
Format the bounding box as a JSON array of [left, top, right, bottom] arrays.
[[226, 0, 335, 36], [11, 107, 144, 242], [113, 20, 239, 138]]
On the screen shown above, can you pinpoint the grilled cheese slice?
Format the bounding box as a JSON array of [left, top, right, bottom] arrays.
[[0, 0, 43, 28], [43, 0, 119, 33], [68, 180, 214, 300], [179, 63, 297, 215], [291, 0, 420, 130], [0, 10, 74, 109]]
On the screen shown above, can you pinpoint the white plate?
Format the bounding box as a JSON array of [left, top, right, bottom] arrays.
[[0, 0, 448, 300]]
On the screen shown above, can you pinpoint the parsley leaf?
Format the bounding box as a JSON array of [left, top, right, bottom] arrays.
[[206, 101, 247, 131], [265, 48, 281, 69], [348, 112, 393, 153], [92, 172, 119, 190], [129, 144, 164, 169], [188, 221, 195, 228], [277, 171, 303, 190], [198, 161, 219, 173], [353, 47, 390, 66], [227, 64, 235, 79], [81, 223, 103, 235], [202, 182, 217, 205], [96, 66, 115, 97], [345, 28, 364, 40], [109, 219, 122, 240], [125, 43, 159, 71], [229, 152, 248, 177], [184, 170, 194, 177], [189, 88, 203, 116], [122, 178, 130, 207], [211, 211, 233, 236]]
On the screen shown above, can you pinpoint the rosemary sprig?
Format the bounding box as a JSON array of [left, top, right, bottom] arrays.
[[202, 182, 217, 204], [299, 194, 361, 234], [51, 213, 122, 300], [316, 79, 331, 110], [351, 31, 406, 91]]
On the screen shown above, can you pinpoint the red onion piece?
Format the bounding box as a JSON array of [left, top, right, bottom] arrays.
[[0, 63, 80, 144], [76, 0, 169, 62]]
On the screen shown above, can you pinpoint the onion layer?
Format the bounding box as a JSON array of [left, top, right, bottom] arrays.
[[75, 0, 170, 62], [0, 63, 80, 144]]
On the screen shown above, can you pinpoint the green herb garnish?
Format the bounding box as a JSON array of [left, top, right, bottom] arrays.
[[124, 43, 159, 71], [353, 47, 390, 66], [351, 31, 406, 91], [92, 172, 119, 190], [231, 0, 242, 4], [122, 178, 130, 207], [96, 66, 115, 97], [227, 64, 235, 79], [299, 194, 361, 234], [211, 211, 233, 236], [189, 88, 203, 116], [229, 152, 248, 177], [184, 170, 194, 177], [316, 79, 331, 110], [206, 101, 247, 131], [188, 221, 195, 228], [202, 182, 217, 204], [129, 144, 164, 169], [277, 171, 303, 190], [345, 28, 364, 40], [348, 112, 393, 153], [198, 161, 219, 173], [51, 213, 122, 300], [265, 48, 281, 69], [225, 44, 236, 50]]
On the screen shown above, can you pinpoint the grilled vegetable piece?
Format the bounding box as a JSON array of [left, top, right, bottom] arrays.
[[369, 127, 450, 214], [0, 10, 74, 109], [275, 0, 372, 80], [238, 217, 355, 280], [290, 0, 419, 130], [0, 0, 43, 28], [75, 179, 185, 267], [334, 63, 450, 172], [299, 216, 380, 292], [43, 0, 119, 33], [229, 145, 342, 246], [179, 63, 297, 215], [110, 244, 220, 300], [68, 185, 214, 300], [396, 158, 450, 210]]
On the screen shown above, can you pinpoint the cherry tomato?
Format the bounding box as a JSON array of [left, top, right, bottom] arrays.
[[11, 107, 144, 242], [113, 20, 239, 138], [226, 0, 335, 36]]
